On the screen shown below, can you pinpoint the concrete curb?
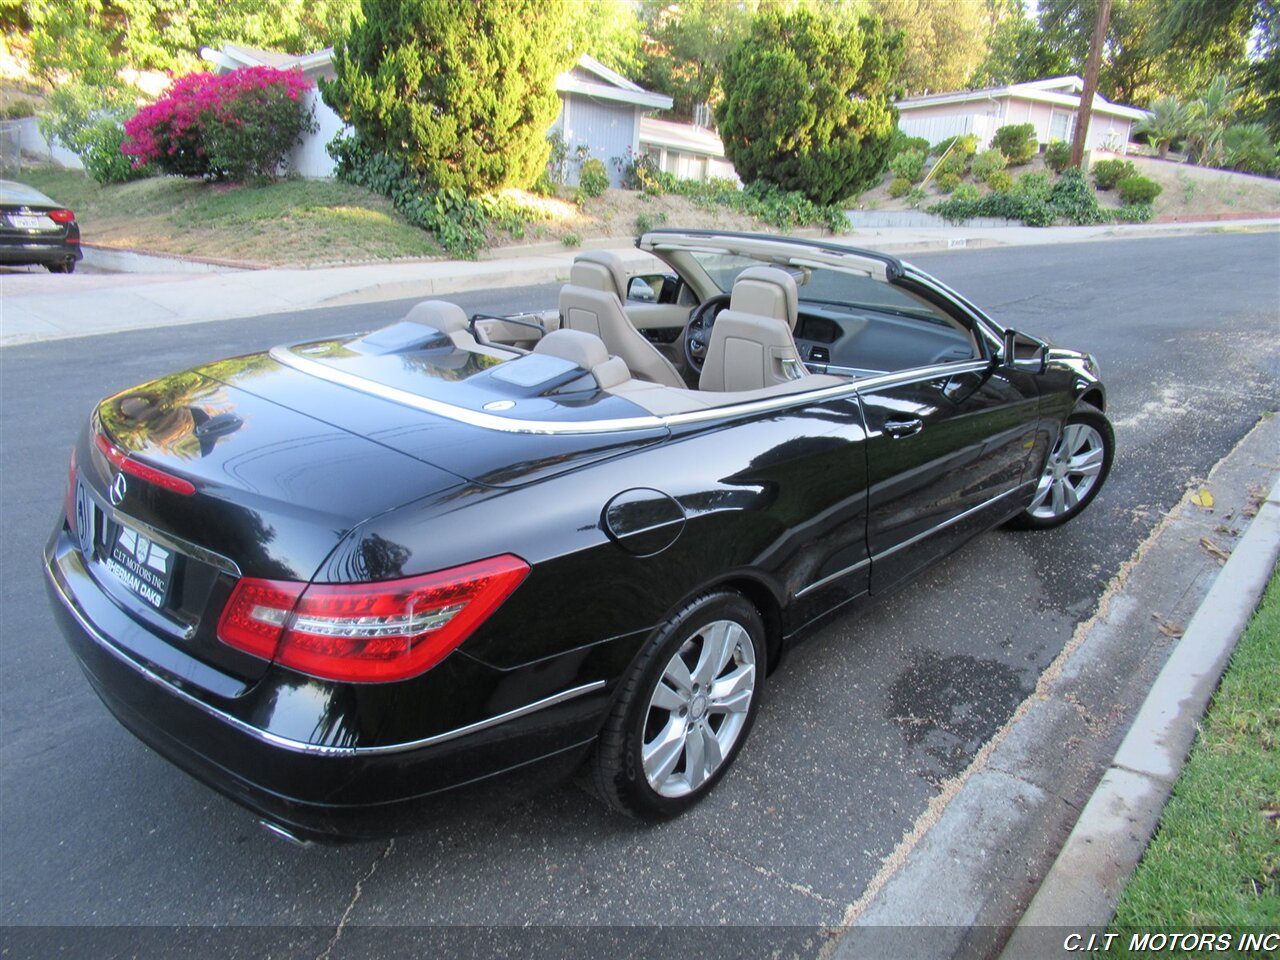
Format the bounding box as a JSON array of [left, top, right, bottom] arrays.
[[999, 474, 1280, 951]]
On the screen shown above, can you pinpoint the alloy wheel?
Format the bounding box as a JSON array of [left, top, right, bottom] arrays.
[[1027, 422, 1106, 520]]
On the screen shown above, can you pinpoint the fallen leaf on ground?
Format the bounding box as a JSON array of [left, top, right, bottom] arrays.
[[1190, 488, 1215, 509], [1151, 612, 1185, 638], [1200, 537, 1232, 562]]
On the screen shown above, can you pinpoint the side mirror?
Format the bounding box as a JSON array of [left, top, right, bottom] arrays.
[[1002, 328, 1048, 374], [627, 276, 657, 302]]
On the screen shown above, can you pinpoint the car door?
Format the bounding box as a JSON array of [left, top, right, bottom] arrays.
[[856, 283, 1040, 593]]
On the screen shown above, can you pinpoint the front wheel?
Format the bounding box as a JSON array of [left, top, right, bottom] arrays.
[[1011, 403, 1114, 529], [590, 591, 766, 819]]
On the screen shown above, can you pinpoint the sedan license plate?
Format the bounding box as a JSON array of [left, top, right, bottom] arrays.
[[104, 522, 173, 609], [8, 214, 51, 230]]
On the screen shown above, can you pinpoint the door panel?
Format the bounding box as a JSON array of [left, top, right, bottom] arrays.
[[859, 362, 1039, 591]]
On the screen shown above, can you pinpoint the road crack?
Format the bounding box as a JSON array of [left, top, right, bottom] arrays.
[[710, 841, 840, 908], [317, 838, 395, 960]]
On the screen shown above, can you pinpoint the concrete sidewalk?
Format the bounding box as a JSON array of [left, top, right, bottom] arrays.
[[2, 218, 1276, 347]]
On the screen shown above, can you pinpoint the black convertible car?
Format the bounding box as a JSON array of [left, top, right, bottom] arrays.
[[44, 230, 1112, 841]]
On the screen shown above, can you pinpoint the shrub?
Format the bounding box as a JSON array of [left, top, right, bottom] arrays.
[[1116, 174, 1162, 205], [529, 171, 557, 197], [889, 130, 930, 158], [1224, 123, 1277, 175], [888, 148, 926, 183], [906, 186, 926, 205], [1091, 158, 1137, 190], [929, 191, 1053, 227], [328, 132, 540, 257], [577, 158, 609, 199], [970, 148, 1007, 182], [78, 117, 149, 184], [717, 7, 903, 204], [1044, 139, 1072, 173], [2, 100, 36, 119], [123, 67, 316, 181], [933, 133, 978, 158], [936, 172, 961, 193], [991, 123, 1036, 165], [323, 0, 574, 192], [985, 169, 1014, 191], [1014, 171, 1053, 201], [1049, 168, 1108, 224], [952, 183, 980, 202], [1113, 203, 1155, 223], [935, 150, 969, 178], [635, 211, 667, 233], [561, 232, 581, 247], [888, 176, 912, 198]]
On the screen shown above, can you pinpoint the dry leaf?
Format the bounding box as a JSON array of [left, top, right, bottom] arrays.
[[1200, 537, 1231, 563]]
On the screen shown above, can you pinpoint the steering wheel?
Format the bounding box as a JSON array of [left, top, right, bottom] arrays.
[[682, 294, 731, 373]]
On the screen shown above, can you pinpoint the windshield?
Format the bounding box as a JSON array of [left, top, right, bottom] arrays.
[[688, 250, 952, 323]]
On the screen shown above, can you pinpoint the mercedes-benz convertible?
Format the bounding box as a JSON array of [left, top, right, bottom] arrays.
[[44, 230, 1113, 841]]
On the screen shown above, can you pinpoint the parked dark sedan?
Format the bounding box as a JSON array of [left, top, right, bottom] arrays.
[[0, 179, 82, 273], [44, 230, 1112, 842]]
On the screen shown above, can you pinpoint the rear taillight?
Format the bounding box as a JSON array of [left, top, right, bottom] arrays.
[[47, 208, 75, 223], [65, 447, 78, 534], [93, 431, 196, 496], [217, 555, 530, 683]]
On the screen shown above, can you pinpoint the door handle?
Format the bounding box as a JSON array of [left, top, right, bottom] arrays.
[[884, 418, 923, 439]]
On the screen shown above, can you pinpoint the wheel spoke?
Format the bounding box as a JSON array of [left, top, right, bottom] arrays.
[[649, 679, 686, 713], [701, 726, 723, 773], [692, 621, 734, 687], [683, 724, 707, 788], [1028, 472, 1053, 511], [1069, 446, 1104, 477], [708, 688, 752, 714], [710, 663, 755, 703], [1064, 424, 1089, 456], [1051, 477, 1066, 516], [643, 716, 687, 785], [663, 655, 693, 696], [1062, 478, 1080, 509]]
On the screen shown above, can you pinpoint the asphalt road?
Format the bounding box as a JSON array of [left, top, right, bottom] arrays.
[[2, 233, 1277, 956]]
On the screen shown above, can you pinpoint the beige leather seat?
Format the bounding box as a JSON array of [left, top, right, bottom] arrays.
[[534, 329, 631, 389], [699, 266, 809, 392], [558, 250, 685, 388]]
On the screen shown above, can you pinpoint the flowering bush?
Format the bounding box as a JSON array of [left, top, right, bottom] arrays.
[[123, 67, 316, 181]]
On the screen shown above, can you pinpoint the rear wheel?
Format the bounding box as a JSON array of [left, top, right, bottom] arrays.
[[591, 591, 765, 819], [1011, 403, 1113, 529], [46, 260, 75, 274]]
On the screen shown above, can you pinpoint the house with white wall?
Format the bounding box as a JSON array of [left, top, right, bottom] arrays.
[[638, 117, 738, 183], [201, 46, 674, 186], [896, 76, 1148, 154]]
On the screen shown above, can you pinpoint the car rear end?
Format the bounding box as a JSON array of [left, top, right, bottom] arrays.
[[43, 351, 624, 840], [0, 180, 82, 272]]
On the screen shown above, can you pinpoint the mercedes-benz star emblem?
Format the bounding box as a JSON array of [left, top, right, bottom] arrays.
[[109, 472, 128, 506]]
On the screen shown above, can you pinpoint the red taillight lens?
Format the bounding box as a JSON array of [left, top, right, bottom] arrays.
[[47, 208, 75, 223], [65, 447, 78, 534], [217, 555, 530, 683], [94, 432, 195, 496]]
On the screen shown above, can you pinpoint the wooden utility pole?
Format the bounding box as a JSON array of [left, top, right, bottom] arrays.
[[1071, 0, 1113, 169]]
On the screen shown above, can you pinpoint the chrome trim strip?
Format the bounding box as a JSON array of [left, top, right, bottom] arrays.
[[80, 478, 241, 577], [272, 346, 994, 436], [271, 346, 666, 436], [47, 553, 605, 758], [872, 482, 1034, 563], [794, 557, 871, 598]]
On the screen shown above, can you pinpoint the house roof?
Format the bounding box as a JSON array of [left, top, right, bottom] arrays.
[[638, 117, 725, 157], [897, 76, 1148, 121], [555, 55, 672, 110], [201, 45, 674, 110]]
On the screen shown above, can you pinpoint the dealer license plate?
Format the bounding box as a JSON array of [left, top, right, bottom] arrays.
[[8, 214, 51, 230], [104, 521, 174, 609]]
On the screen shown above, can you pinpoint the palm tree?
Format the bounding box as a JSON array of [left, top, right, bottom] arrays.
[[1185, 75, 1241, 168], [1133, 96, 1189, 160]]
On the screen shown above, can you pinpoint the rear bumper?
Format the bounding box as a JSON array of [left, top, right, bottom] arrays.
[[0, 237, 81, 265], [44, 527, 607, 841]]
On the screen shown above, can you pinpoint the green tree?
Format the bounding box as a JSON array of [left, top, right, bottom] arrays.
[[716, 7, 903, 204], [968, 11, 1072, 87], [23, 0, 350, 81], [871, 0, 989, 94], [638, 0, 758, 120], [1132, 95, 1189, 157], [569, 0, 643, 77], [323, 0, 575, 193], [1185, 74, 1241, 165]]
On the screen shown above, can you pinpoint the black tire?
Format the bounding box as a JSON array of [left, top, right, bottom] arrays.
[[590, 591, 766, 820], [46, 260, 75, 274], [1010, 402, 1114, 529]]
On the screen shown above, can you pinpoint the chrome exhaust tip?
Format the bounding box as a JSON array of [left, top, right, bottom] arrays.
[[258, 819, 312, 847]]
